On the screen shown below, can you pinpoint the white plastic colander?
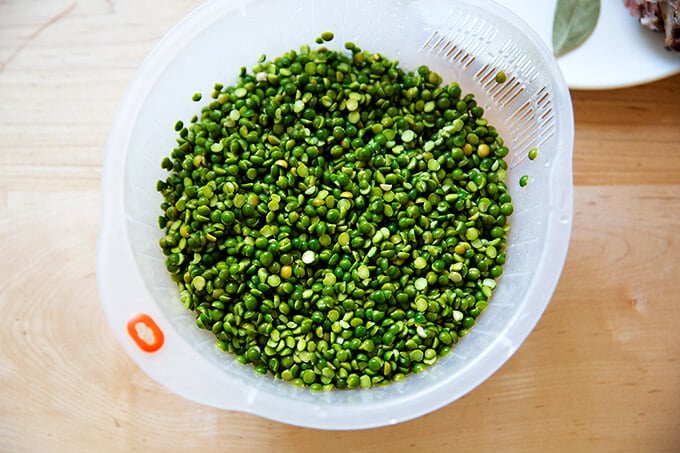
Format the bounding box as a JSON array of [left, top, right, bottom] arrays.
[[97, 0, 573, 430]]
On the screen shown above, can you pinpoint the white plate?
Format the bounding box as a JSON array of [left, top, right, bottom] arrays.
[[495, 0, 680, 89]]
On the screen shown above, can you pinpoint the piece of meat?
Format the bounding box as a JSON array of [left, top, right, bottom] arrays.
[[662, 1, 680, 50], [625, 0, 680, 51]]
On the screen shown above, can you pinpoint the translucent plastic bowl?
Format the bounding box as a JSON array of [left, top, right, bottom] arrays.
[[97, 0, 573, 430]]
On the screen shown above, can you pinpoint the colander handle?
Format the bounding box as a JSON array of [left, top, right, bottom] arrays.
[[97, 223, 253, 412], [126, 313, 165, 353]]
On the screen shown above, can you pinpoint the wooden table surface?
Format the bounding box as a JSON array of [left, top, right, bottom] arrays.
[[1, 1, 679, 451]]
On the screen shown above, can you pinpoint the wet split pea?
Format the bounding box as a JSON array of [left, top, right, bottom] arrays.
[[157, 33, 513, 390], [528, 147, 539, 161]]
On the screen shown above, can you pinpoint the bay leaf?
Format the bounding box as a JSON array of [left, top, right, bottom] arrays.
[[552, 0, 601, 57]]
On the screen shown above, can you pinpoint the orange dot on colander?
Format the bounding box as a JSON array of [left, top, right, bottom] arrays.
[[127, 313, 164, 353]]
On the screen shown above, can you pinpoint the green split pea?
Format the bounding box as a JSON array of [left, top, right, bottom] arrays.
[[156, 32, 513, 390]]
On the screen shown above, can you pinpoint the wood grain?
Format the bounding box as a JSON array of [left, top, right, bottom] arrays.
[[1, 1, 680, 451], [572, 82, 680, 186]]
